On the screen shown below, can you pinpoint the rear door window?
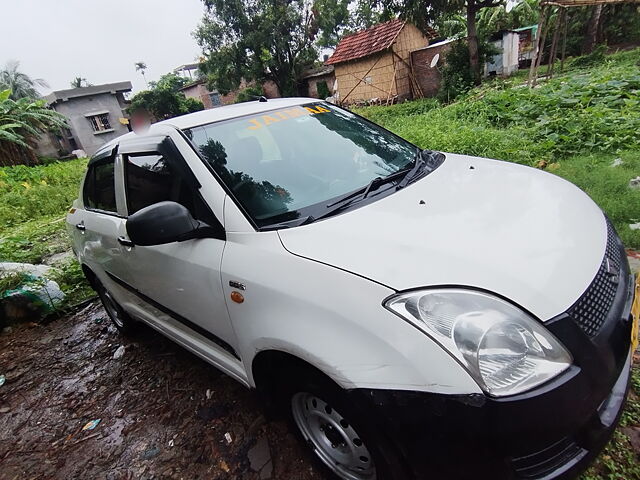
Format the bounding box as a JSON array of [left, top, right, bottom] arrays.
[[84, 160, 117, 213]]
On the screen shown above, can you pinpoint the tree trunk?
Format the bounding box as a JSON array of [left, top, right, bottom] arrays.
[[582, 4, 603, 54], [466, 3, 481, 85]]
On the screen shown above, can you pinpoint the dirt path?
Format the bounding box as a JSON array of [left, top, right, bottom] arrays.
[[0, 302, 325, 480]]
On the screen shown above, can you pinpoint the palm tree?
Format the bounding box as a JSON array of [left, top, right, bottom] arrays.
[[0, 88, 67, 165], [135, 61, 148, 87], [0, 60, 49, 100], [70, 77, 91, 88]]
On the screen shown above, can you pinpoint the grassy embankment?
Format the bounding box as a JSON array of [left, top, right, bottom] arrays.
[[356, 48, 640, 480], [0, 159, 92, 308], [356, 48, 640, 250]]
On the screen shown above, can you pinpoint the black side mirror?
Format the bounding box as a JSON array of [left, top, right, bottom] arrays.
[[126, 201, 216, 246]]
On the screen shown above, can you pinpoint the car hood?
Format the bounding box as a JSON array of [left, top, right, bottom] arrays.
[[278, 154, 607, 321]]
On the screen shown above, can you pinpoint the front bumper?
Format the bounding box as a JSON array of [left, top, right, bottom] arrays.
[[349, 348, 631, 480], [349, 248, 635, 479]]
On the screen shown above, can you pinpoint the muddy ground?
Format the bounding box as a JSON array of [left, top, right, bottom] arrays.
[[0, 301, 325, 480]]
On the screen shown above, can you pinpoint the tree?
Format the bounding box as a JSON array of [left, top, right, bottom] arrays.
[[70, 77, 91, 88], [0, 60, 49, 100], [385, 0, 504, 84], [135, 61, 148, 87], [194, 0, 350, 96], [0, 89, 67, 165], [128, 73, 204, 121], [582, 4, 604, 54]]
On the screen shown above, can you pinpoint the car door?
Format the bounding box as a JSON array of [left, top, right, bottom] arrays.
[[69, 146, 132, 297], [113, 136, 244, 380]]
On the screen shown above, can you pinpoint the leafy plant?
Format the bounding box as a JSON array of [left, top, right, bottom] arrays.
[[234, 85, 265, 103], [128, 73, 204, 121], [0, 89, 67, 148]]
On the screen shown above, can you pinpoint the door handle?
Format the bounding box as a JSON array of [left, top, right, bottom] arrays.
[[117, 236, 135, 247], [75, 222, 86, 231]]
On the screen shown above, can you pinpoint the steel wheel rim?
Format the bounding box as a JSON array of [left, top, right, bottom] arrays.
[[101, 289, 124, 328], [291, 392, 376, 480]]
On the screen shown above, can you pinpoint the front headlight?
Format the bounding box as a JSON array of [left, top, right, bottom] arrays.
[[384, 289, 572, 397]]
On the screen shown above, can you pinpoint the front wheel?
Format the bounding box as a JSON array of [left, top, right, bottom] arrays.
[[95, 280, 137, 334], [279, 368, 410, 480]]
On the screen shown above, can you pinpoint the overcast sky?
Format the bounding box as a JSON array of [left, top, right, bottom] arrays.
[[1, 0, 207, 95]]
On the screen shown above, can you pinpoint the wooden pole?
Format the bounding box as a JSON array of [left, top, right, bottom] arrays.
[[548, 7, 564, 78], [529, 4, 551, 87], [560, 9, 570, 72]]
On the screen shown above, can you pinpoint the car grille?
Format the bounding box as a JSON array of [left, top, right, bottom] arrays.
[[567, 219, 625, 338]]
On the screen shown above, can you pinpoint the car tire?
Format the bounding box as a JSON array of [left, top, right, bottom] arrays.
[[278, 365, 411, 480], [95, 280, 137, 334]]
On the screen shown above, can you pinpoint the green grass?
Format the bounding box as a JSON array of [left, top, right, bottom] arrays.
[[355, 47, 640, 249], [0, 158, 91, 310]]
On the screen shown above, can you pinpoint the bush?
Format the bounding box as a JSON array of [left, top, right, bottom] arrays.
[[437, 40, 498, 103], [316, 81, 331, 99], [235, 85, 265, 103]]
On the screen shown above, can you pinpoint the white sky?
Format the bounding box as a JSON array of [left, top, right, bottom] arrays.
[[0, 0, 207, 95]]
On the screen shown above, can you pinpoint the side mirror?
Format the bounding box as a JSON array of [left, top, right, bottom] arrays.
[[126, 201, 216, 246]]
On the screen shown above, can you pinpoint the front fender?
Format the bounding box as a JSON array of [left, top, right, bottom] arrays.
[[222, 231, 481, 395]]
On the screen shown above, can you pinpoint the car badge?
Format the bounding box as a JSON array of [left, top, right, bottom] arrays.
[[605, 257, 619, 285]]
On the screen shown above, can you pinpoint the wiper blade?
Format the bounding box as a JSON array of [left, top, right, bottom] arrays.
[[261, 215, 315, 231], [396, 149, 444, 190]]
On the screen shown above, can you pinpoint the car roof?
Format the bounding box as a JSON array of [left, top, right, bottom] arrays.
[[92, 97, 318, 159]]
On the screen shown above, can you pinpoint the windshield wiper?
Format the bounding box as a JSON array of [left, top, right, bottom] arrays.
[[261, 215, 315, 231], [397, 149, 444, 190]]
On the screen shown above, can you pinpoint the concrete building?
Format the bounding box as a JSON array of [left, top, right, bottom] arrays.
[[44, 81, 132, 156], [326, 19, 437, 105], [486, 30, 520, 77]]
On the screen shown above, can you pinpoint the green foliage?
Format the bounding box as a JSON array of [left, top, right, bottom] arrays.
[[234, 85, 265, 103], [437, 40, 498, 103], [194, 0, 349, 96], [0, 60, 48, 100], [0, 158, 87, 229], [0, 271, 31, 295], [0, 89, 67, 148], [570, 44, 607, 69], [316, 80, 331, 99], [128, 73, 204, 121], [356, 47, 640, 248], [0, 158, 93, 308]]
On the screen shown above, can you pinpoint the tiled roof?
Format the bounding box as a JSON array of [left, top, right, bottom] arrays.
[[325, 19, 437, 65]]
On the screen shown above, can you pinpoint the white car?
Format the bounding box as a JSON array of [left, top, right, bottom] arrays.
[[67, 98, 639, 480]]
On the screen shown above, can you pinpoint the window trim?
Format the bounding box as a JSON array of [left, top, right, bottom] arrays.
[[83, 155, 121, 216], [121, 144, 225, 240]]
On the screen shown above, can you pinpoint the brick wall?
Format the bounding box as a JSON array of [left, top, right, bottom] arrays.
[[411, 40, 454, 98]]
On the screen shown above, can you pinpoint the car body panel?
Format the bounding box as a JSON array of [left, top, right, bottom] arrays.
[[220, 230, 483, 394], [278, 153, 606, 321]]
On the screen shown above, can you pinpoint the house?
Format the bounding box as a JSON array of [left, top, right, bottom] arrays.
[[325, 19, 437, 105], [486, 30, 520, 77], [514, 25, 539, 68], [43, 81, 132, 156], [174, 64, 280, 108], [301, 65, 335, 99]]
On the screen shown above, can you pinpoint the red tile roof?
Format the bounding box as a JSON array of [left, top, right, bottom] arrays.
[[325, 19, 437, 65]]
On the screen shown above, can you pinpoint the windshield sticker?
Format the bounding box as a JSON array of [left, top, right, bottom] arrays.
[[247, 105, 330, 130]]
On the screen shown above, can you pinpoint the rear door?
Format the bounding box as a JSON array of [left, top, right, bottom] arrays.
[[68, 147, 131, 294], [114, 136, 243, 378]]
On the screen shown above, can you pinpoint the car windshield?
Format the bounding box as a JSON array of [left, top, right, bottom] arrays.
[[184, 102, 416, 227]]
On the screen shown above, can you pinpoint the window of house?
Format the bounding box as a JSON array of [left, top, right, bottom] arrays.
[[124, 152, 215, 225], [209, 92, 221, 107], [84, 160, 117, 213], [88, 113, 112, 133]]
